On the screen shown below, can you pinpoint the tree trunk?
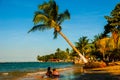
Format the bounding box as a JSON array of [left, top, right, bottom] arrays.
[[112, 31, 119, 48], [58, 31, 88, 63], [103, 52, 105, 61]]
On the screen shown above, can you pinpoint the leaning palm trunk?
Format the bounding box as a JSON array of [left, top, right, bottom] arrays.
[[30, 0, 88, 63], [59, 31, 88, 63]]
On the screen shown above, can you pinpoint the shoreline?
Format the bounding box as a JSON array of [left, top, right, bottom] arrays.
[[0, 62, 120, 80], [0, 66, 75, 80]]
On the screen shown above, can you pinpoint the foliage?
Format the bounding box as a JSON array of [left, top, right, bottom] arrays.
[[95, 37, 110, 60], [29, 0, 87, 63], [109, 49, 120, 61], [84, 3, 120, 62], [103, 3, 120, 49], [104, 3, 120, 35], [28, 0, 70, 39], [74, 36, 94, 59], [36, 2, 120, 63], [37, 48, 70, 62]]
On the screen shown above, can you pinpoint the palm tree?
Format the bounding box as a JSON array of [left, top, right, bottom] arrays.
[[95, 37, 111, 60], [75, 36, 90, 57], [28, 0, 87, 63], [56, 48, 61, 53], [66, 48, 70, 54]]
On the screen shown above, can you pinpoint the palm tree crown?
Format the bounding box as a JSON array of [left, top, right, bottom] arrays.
[[28, 0, 70, 39]]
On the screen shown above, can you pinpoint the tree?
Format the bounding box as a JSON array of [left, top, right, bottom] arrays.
[[75, 36, 90, 57], [92, 33, 105, 44], [54, 48, 61, 59], [28, 0, 87, 63], [103, 3, 120, 48], [56, 48, 61, 53], [91, 34, 108, 60], [66, 48, 70, 54], [109, 49, 120, 61], [65, 48, 70, 60], [95, 37, 111, 60]]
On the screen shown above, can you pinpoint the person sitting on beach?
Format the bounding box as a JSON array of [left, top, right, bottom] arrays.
[[52, 68, 60, 78], [46, 67, 52, 78]]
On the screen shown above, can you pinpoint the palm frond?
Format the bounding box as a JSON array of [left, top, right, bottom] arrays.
[[38, 0, 58, 20], [57, 9, 70, 25], [49, 0, 58, 21], [30, 0, 70, 40], [33, 11, 49, 24], [39, 2, 49, 10], [38, 1, 50, 14], [28, 24, 50, 33], [53, 29, 58, 39]]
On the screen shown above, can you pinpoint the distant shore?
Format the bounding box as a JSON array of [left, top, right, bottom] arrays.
[[0, 61, 120, 80]]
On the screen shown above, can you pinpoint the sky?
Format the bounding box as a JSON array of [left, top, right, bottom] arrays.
[[0, 0, 119, 62]]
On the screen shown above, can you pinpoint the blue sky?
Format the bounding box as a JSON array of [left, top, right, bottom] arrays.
[[0, 0, 119, 62]]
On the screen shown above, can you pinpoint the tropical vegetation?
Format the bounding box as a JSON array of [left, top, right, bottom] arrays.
[[28, 0, 87, 63], [29, 0, 120, 64]]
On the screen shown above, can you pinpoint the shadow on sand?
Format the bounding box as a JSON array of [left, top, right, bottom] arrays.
[[73, 72, 120, 80]]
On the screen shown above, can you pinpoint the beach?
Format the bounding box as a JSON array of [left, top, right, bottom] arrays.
[[74, 64, 120, 80], [0, 62, 120, 80], [20, 62, 120, 80]]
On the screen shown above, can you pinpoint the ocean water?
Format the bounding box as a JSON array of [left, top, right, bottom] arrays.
[[0, 62, 73, 72]]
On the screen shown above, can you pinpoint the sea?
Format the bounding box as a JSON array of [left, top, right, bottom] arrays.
[[0, 62, 74, 72]]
